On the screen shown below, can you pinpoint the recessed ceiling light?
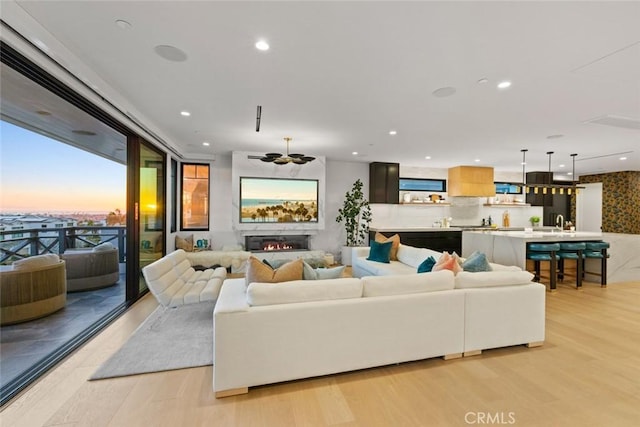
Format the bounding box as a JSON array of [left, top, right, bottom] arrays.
[[202, 142, 210, 146], [432, 87, 457, 98], [546, 134, 564, 139], [180, 111, 191, 117], [497, 81, 512, 89], [620, 157, 627, 160], [115, 19, 132, 30], [567, 172, 573, 176], [559, 164, 565, 168], [389, 130, 397, 135], [35, 110, 51, 116], [154, 45, 188, 62], [255, 40, 270, 51], [352, 151, 358, 155], [425, 156, 431, 160], [477, 78, 489, 84], [474, 159, 481, 162]]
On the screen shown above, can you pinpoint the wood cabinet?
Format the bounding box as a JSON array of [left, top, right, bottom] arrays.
[[447, 166, 495, 197], [369, 162, 399, 204]]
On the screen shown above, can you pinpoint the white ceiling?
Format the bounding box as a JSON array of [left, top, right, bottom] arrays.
[[4, 1, 640, 178]]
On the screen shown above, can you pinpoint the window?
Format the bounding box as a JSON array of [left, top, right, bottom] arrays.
[[181, 163, 209, 230], [495, 182, 523, 194], [399, 178, 446, 192]]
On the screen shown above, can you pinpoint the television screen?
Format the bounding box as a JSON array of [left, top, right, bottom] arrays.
[[240, 177, 319, 223]]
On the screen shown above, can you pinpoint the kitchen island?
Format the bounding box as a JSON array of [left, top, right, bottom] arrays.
[[462, 230, 604, 271]]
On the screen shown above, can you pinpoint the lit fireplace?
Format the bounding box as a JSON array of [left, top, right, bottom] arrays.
[[245, 235, 309, 253], [263, 242, 293, 251]]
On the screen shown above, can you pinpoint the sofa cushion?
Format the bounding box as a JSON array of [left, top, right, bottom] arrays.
[[362, 270, 455, 297], [433, 252, 463, 275], [462, 251, 492, 272], [374, 232, 400, 261], [455, 271, 535, 289], [246, 257, 303, 285], [93, 242, 115, 252], [397, 244, 442, 269], [315, 265, 346, 279], [367, 240, 393, 263], [247, 278, 363, 306], [354, 258, 417, 276], [12, 254, 60, 271], [417, 256, 437, 273]]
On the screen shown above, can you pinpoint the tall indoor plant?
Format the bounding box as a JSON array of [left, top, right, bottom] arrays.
[[336, 179, 372, 265]]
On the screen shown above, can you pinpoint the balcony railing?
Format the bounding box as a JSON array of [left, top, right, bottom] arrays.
[[0, 226, 126, 265]]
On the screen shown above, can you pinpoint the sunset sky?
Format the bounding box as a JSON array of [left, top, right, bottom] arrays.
[[0, 121, 126, 214]]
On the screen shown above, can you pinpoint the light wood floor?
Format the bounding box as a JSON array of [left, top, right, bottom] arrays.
[[2, 280, 639, 426]]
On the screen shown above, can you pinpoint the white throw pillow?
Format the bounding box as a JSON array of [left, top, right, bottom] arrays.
[[12, 254, 60, 271], [362, 270, 455, 297], [315, 265, 346, 279], [454, 271, 535, 289]]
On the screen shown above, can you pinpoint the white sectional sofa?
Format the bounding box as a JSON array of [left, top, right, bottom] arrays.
[[142, 249, 227, 307], [213, 267, 545, 397], [352, 244, 521, 278]]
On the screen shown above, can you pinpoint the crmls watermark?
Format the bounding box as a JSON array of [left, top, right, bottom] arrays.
[[465, 412, 516, 425]]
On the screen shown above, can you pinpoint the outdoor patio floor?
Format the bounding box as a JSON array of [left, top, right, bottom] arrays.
[[0, 269, 126, 390]]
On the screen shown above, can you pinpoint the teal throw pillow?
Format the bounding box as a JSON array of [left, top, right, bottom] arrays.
[[367, 240, 393, 263], [417, 256, 436, 273], [315, 265, 346, 279], [462, 251, 492, 272]]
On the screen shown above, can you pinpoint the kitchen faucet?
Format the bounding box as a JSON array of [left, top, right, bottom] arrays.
[[556, 214, 564, 231]]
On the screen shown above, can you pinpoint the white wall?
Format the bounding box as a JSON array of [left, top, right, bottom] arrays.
[[171, 155, 368, 259]]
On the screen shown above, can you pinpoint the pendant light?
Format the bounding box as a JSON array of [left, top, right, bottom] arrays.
[[521, 149, 528, 193]]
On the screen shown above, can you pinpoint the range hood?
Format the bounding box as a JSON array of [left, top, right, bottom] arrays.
[[448, 166, 496, 197]]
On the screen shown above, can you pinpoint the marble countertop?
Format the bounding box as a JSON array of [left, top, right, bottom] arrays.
[[464, 230, 603, 241], [370, 227, 463, 232]]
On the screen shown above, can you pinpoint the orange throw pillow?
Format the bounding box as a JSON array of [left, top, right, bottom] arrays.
[[245, 256, 304, 285], [374, 232, 400, 261], [432, 253, 463, 275]]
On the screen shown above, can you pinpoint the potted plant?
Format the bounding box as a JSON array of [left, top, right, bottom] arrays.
[[336, 179, 372, 265], [529, 216, 541, 227]]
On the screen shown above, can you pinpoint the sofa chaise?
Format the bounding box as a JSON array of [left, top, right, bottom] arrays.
[[213, 265, 545, 397], [142, 249, 227, 307]]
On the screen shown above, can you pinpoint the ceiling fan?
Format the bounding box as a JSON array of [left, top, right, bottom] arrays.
[[260, 137, 316, 165]]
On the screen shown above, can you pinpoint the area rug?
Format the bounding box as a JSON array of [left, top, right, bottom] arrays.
[[90, 301, 215, 380]]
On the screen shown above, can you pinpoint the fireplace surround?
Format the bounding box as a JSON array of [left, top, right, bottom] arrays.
[[245, 235, 309, 253]]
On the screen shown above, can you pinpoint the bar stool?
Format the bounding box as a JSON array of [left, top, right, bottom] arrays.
[[557, 242, 586, 289], [527, 243, 560, 291], [584, 241, 610, 287]]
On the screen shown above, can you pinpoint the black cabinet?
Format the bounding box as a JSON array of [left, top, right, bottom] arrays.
[[371, 231, 462, 254], [525, 172, 552, 206], [369, 162, 399, 204], [543, 184, 571, 226]]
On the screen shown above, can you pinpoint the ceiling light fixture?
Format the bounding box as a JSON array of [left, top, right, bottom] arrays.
[[180, 111, 191, 117], [115, 19, 132, 30], [432, 87, 457, 98], [620, 156, 627, 160], [474, 159, 481, 163], [425, 156, 431, 160], [259, 137, 315, 165], [389, 130, 397, 135], [497, 81, 512, 89], [477, 78, 489, 84], [202, 142, 210, 146], [352, 151, 358, 155], [255, 40, 270, 51], [522, 151, 583, 195]]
